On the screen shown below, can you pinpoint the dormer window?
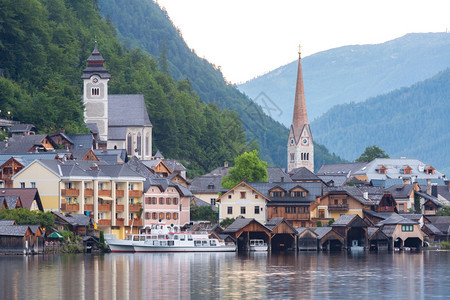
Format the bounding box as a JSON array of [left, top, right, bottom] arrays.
[[378, 166, 386, 174], [403, 166, 412, 175], [91, 87, 100, 96], [426, 166, 434, 175], [271, 191, 284, 197]]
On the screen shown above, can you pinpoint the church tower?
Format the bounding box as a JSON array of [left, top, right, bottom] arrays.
[[287, 47, 314, 173], [81, 42, 110, 142]]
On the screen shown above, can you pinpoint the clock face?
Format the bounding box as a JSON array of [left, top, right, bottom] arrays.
[[302, 138, 308, 145], [92, 77, 98, 83], [290, 138, 294, 145]]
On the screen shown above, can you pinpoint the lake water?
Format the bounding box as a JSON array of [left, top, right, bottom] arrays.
[[1, 251, 449, 299]]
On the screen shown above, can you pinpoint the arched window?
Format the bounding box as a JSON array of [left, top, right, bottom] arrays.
[[145, 212, 150, 220], [91, 87, 100, 96], [166, 212, 171, 220], [166, 198, 171, 205], [152, 212, 157, 219], [136, 133, 141, 155], [159, 197, 164, 205], [173, 212, 178, 220], [127, 133, 132, 155], [159, 212, 164, 220], [145, 134, 150, 156]]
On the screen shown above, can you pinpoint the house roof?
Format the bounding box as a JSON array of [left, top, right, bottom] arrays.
[[381, 224, 397, 237], [331, 214, 359, 227], [85, 123, 99, 135], [53, 212, 92, 227], [0, 220, 16, 226], [0, 195, 20, 209], [415, 191, 443, 207], [9, 124, 36, 133], [323, 186, 374, 206], [422, 223, 443, 235], [222, 217, 270, 234], [248, 181, 323, 204], [363, 209, 395, 220], [108, 94, 152, 127], [289, 167, 321, 182], [1, 134, 56, 153], [317, 175, 348, 187], [0, 225, 30, 236], [94, 149, 127, 164], [67, 134, 94, 150], [0, 188, 43, 211], [317, 162, 368, 176], [189, 175, 223, 194], [311, 227, 336, 239], [153, 150, 164, 159], [267, 167, 292, 183], [164, 159, 186, 172], [377, 213, 418, 226]]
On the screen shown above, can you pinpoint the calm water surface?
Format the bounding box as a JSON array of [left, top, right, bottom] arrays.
[[1, 251, 449, 299]]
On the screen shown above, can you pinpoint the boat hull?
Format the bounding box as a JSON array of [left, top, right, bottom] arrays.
[[105, 239, 135, 253], [134, 245, 236, 253]]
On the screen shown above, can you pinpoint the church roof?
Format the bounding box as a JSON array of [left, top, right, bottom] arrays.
[[291, 51, 308, 140], [81, 43, 111, 79], [108, 94, 152, 127]]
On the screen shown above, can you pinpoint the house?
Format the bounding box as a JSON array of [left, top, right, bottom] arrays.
[[12, 159, 146, 235], [216, 181, 269, 223], [385, 184, 417, 212], [424, 216, 450, 241], [368, 227, 390, 251], [295, 227, 318, 251], [265, 217, 298, 251], [331, 214, 369, 250], [316, 162, 368, 187], [8, 124, 36, 137], [288, 167, 322, 183], [221, 217, 272, 252], [0, 188, 43, 211], [0, 134, 57, 153], [189, 167, 229, 206], [267, 167, 292, 183], [0, 225, 34, 254], [311, 227, 344, 251], [415, 190, 443, 215], [52, 212, 94, 236], [376, 213, 425, 250]]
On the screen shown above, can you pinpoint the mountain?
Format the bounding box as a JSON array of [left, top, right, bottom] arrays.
[[97, 0, 345, 170], [311, 68, 450, 175], [238, 33, 450, 125]]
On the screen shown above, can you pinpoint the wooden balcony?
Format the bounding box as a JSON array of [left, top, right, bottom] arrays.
[[115, 219, 125, 226], [129, 218, 142, 226], [98, 219, 111, 226], [129, 190, 142, 197], [98, 189, 111, 197], [61, 189, 80, 196], [98, 204, 112, 211], [84, 204, 94, 211], [61, 203, 80, 211], [84, 189, 94, 196], [116, 190, 124, 197], [129, 204, 142, 212], [116, 204, 124, 212], [328, 204, 349, 211]]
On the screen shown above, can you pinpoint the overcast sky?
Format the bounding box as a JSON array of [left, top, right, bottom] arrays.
[[156, 0, 450, 84]]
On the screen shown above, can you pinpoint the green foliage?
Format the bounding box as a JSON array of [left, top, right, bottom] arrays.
[[221, 150, 268, 188], [437, 206, 450, 216], [220, 217, 235, 229], [0, 208, 55, 229], [414, 193, 421, 214], [328, 220, 334, 227], [441, 241, 450, 249], [190, 205, 217, 223], [317, 221, 323, 227], [356, 145, 389, 162], [64, 244, 84, 253], [59, 230, 74, 243], [99, 230, 105, 244]]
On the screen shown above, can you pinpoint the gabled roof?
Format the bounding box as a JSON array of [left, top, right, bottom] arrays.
[[0, 220, 16, 226], [1, 134, 57, 153], [0, 195, 21, 209], [317, 175, 348, 187], [164, 159, 186, 172], [289, 167, 321, 182], [323, 186, 374, 206], [415, 191, 443, 207], [9, 124, 36, 133], [153, 150, 164, 159], [265, 217, 298, 234], [386, 184, 415, 199], [267, 167, 292, 183], [222, 217, 271, 234], [52, 212, 92, 227], [217, 181, 270, 203], [368, 227, 389, 240], [0, 225, 31, 237], [249, 181, 323, 204], [332, 214, 360, 227], [67, 134, 94, 150], [377, 213, 418, 226], [85, 123, 99, 135], [108, 94, 152, 127], [0, 188, 43, 211], [317, 162, 368, 175]]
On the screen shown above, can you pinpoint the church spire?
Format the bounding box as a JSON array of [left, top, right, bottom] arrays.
[[81, 41, 111, 80], [291, 45, 308, 138]]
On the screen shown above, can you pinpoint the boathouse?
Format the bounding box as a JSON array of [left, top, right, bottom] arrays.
[[312, 227, 344, 251], [368, 227, 390, 251], [222, 217, 271, 252], [265, 217, 298, 251], [332, 214, 369, 250], [296, 227, 318, 251], [0, 225, 34, 254]]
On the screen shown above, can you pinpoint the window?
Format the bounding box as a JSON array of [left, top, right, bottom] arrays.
[[91, 87, 100, 96], [145, 134, 150, 156], [84, 182, 89, 189], [166, 198, 171, 205], [129, 198, 134, 205], [255, 206, 260, 214], [228, 194, 232, 199], [173, 212, 178, 220], [145, 197, 151, 205], [129, 213, 134, 220], [240, 192, 246, 199], [399, 204, 405, 212], [136, 134, 141, 155], [152, 212, 157, 219], [210, 198, 216, 206], [173, 198, 178, 205], [152, 197, 157, 204], [128, 183, 134, 190], [20, 182, 25, 188], [159, 197, 164, 205], [402, 225, 413, 232], [255, 194, 259, 199], [285, 206, 296, 213], [159, 212, 164, 220], [227, 206, 233, 214], [98, 183, 104, 190], [127, 134, 132, 155], [65, 182, 73, 189], [30, 182, 36, 188], [271, 191, 283, 197], [241, 206, 246, 214], [290, 153, 295, 162], [166, 212, 171, 220], [145, 212, 150, 220], [273, 207, 277, 213]]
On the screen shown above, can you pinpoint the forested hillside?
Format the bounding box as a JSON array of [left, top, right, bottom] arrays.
[[238, 33, 450, 125], [312, 68, 450, 175], [0, 0, 249, 177], [97, 0, 345, 170]]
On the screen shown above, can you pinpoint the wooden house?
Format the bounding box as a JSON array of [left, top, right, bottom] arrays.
[[312, 227, 344, 251], [0, 225, 34, 254], [265, 217, 298, 251], [296, 227, 319, 251], [222, 217, 272, 252], [331, 214, 369, 250]]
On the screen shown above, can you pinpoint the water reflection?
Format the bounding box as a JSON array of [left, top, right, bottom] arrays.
[[0, 251, 449, 299]]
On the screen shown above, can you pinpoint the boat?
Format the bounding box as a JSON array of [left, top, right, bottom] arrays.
[[105, 224, 236, 253], [249, 239, 268, 251]]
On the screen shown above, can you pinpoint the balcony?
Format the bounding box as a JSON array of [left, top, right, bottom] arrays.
[[84, 189, 94, 196], [129, 218, 143, 226], [98, 219, 111, 226], [116, 204, 124, 212], [98, 189, 111, 197], [61, 203, 80, 211], [115, 219, 125, 226], [61, 189, 80, 197], [129, 190, 143, 197], [98, 204, 112, 211], [129, 204, 142, 212], [116, 190, 124, 197], [84, 204, 94, 211], [328, 204, 349, 211]]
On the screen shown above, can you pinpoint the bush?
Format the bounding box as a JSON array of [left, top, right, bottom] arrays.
[[317, 221, 322, 227], [441, 241, 450, 249]]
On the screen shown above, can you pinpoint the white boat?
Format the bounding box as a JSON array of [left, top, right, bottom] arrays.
[[249, 239, 268, 251]]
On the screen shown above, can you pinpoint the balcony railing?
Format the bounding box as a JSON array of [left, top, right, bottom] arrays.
[[115, 219, 125, 226], [328, 204, 349, 211], [98, 204, 112, 211], [116, 190, 124, 197], [61, 203, 80, 211], [129, 218, 142, 226], [129, 204, 142, 212], [129, 190, 143, 197], [98, 189, 111, 197], [61, 189, 80, 196], [98, 219, 111, 226], [84, 189, 94, 196], [116, 204, 124, 212], [84, 204, 94, 211]]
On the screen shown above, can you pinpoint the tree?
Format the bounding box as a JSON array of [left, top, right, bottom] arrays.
[[437, 206, 450, 216], [0, 208, 55, 229], [414, 193, 421, 213], [221, 150, 268, 188], [355, 145, 389, 162], [190, 205, 217, 223], [220, 218, 235, 229]]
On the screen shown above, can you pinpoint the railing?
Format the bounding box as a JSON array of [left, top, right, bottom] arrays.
[[128, 190, 143, 197], [61, 189, 79, 196], [116, 190, 124, 197], [129, 218, 142, 226], [98, 189, 111, 197], [116, 204, 124, 212], [98, 219, 111, 226], [115, 219, 125, 226], [98, 204, 112, 211], [84, 204, 94, 211], [84, 189, 94, 196], [129, 204, 142, 212], [61, 203, 79, 211], [328, 204, 349, 211]]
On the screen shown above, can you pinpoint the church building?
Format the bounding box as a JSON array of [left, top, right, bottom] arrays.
[[81, 43, 153, 160], [287, 47, 314, 173]]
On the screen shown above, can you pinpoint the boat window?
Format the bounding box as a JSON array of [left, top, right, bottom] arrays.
[[210, 240, 217, 246], [140, 236, 145, 241], [188, 235, 193, 241], [146, 236, 152, 240], [158, 235, 165, 239], [153, 241, 159, 246], [168, 241, 174, 246], [202, 241, 207, 246], [127, 235, 132, 240], [174, 235, 179, 240], [161, 241, 167, 246], [180, 235, 185, 241], [133, 236, 139, 241], [194, 240, 201, 247]]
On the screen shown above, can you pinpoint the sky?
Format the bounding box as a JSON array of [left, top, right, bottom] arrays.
[[156, 0, 450, 84]]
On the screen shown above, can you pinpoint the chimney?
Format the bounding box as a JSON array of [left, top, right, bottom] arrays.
[[90, 163, 99, 170], [426, 185, 431, 196], [431, 185, 438, 197]]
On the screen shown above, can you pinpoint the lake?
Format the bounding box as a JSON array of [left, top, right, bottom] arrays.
[[1, 251, 449, 299]]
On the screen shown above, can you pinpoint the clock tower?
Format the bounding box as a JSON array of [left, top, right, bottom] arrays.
[[287, 47, 314, 173], [81, 41, 110, 143]]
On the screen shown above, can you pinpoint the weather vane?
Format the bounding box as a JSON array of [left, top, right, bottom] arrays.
[[298, 44, 302, 56]]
